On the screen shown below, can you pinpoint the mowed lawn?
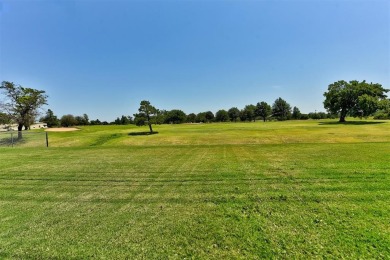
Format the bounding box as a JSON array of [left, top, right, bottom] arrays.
[[0, 120, 389, 258]]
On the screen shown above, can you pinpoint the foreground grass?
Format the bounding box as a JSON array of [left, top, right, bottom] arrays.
[[45, 119, 390, 147], [0, 120, 389, 258]]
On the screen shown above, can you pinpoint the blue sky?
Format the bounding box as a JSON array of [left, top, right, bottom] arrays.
[[0, 0, 389, 121]]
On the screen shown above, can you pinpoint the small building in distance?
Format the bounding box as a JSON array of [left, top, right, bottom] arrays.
[[0, 123, 48, 132]]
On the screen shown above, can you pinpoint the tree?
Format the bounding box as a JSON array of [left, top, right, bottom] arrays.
[[378, 99, 390, 112], [120, 115, 133, 125], [356, 95, 379, 118], [40, 109, 59, 127], [204, 111, 215, 123], [309, 112, 327, 119], [215, 109, 230, 122], [90, 119, 102, 125], [323, 80, 388, 122], [241, 105, 256, 122], [0, 112, 12, 130], [154, 109, 167, 125], [0, 81, 48, 138], [195, 112, 206, 123], [75, 114, 89, 125], [133, 100, 157, 133], [374, 99, 390, 119], [228, 107, 240, 122], [60, 114, 77, 127], [255, 102, 272, 122], [272, 97, 291, 121], [300, 114, 309, 120], [291, 106, 301, 120], [83, 114, 89, 125], [164, 109, 187, 124], [186, 113, 196, 123]]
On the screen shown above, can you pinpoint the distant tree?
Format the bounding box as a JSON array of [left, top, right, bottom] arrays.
[[186, 113, 196, 123], [241, 105, 256, 122], [300, 114, 309, 120], [228, 107, 240, 122], [255, 102, 272, 122], [90, 119, 102, 125], [239, 109, 246, 121], [308, 112, 317, 119], [215, 109, 230, 122], [326, 113, 337, 119], [291, 106, 301, 120], [133, 100, 157, 133], [121, 115, 133, 124], [60, 114, 77, 127], [195, 112, 206, 123], [164, 109, 187, 124], [83, 114, 89, 125], [0, 81, 48, 138], [204, 111, 215, 123], [40, 109, 59, 127], [323, 80, 388, 122], [75, 114, 89, 125], [319, 112, 327, 119], [154, 109, 167, 125], [0, 112, 12, 126], [75, 116, 83, 125], [308, 111, 327, 120], [272, 97, 291, 121]]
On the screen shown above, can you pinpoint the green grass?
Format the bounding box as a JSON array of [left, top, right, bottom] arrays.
[[0, 120, 389, 258]]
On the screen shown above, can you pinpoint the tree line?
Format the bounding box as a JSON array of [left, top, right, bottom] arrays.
[[38, 112, 135, 128], [35, 98, 337, 130], [1, 80, 389, 136], [132, 98, 338, 127]]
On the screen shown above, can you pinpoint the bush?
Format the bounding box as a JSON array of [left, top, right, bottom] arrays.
[[60, 114, 77, 127], [300, 114, 309, 120], [373, 112, 390, 120]]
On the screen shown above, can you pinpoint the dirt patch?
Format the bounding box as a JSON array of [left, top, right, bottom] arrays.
[[45, 128, 80, 132]]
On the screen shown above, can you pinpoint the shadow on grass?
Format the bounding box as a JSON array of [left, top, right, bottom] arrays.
[[0, 136, 27, 147], [128, 131, 159, 136], [0, 138, 11, 146], [319, 121, 385, 125]]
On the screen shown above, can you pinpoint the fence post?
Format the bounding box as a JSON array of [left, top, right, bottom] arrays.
[[11, 132, 14, 147], [46, 132, 49, 147]]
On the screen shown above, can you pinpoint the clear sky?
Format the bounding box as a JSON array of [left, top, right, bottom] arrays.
[[0, 0, 389, 121]]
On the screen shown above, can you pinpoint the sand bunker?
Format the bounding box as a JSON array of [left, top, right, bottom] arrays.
[[45, 128, 80, 132]]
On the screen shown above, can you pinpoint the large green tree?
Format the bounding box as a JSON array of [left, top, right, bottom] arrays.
[[133, 100, 157, 133], [228, 107, 240, 122], [324, 80, 388, 122], [186, 113, 196, 123], [74, 114, 89, 126], [0, 81, 48, 138], [215, 109, 230, 122], [60, 114, 77, 127], [164, 109, 187, 124], [272, 97, 291, 121], [204, 111, 215, 123], [195, 112, 206, 123], [255, 101, 272, 122], [241, 104, 256, 122]]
